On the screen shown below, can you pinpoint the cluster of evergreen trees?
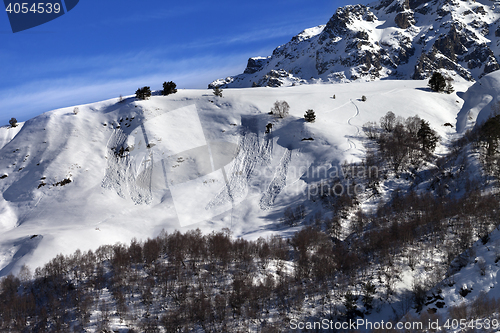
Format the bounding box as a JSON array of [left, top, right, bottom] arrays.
[[135, 81, 177, 100], [428, 72, 454, 94]]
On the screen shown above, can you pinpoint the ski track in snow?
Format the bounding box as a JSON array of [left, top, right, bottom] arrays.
[[343, 99, 361, 153], [380, 88, 401, 95], [259, 148, 292, 210]]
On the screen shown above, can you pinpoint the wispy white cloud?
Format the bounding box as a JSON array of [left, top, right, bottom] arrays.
[[3, 19, 315, 87]]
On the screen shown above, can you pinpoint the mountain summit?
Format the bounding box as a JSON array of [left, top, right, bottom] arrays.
[[210, 0, 500, 88]]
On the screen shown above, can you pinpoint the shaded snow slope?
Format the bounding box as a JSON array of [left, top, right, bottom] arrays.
[[0, 81, 466, 276]]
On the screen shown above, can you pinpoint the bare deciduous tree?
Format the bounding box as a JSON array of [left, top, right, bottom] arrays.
[[270, 100, 290, 118]]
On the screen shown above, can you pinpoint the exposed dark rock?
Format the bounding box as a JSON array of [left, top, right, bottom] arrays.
[[483, 55, 500, 76], [409, 0, 429, 10], [432, 26, 468, 61], [53, 178, 72, 187], [395, 11, 415, 29], [388, 0, 410, 13], [243, 58, 268, 74], [415, 4, 431, 15], [474, 6, 486, 15], [355, 31, 369, 40], [322, 5, 375, 41], [465, 45, 496, 69]]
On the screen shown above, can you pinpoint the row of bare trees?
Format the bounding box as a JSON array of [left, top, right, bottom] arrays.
[[1, 193, 499, 331], [3, 109, 500, 330], [363, 112, 439, 174]]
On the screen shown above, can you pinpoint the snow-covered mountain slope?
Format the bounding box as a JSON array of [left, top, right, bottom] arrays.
[[411, 225, 500, 331], [456, 69, 500, 132], [211, 0, 500, 88], [0, 80, 467, 276]]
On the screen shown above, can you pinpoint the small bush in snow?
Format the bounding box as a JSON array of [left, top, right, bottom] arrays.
[[271, 100, 290, 119], [361, 95, 367, 102], [445, 79, 454, 94], [380, 111, 397, 132], [362, 121, 378, 139], [9, 118, 17, 127], [265, 123, 273, 134], [477, 258, 487, 276]]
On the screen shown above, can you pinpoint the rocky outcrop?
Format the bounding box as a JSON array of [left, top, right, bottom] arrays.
[[394, 12, 415, 29], [243, 57, 269, 74]]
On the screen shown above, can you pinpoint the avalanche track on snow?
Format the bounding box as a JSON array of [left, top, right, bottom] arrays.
[[259, 148, 292, 210], [207, 132, 274, 210], [102, 129, 153, 205]]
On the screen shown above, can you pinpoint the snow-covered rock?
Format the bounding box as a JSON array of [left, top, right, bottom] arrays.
[[211, 0, 500, 88], [456, 70, 500, 132]]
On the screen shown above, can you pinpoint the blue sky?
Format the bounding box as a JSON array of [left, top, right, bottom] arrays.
[[0, 0, 365, 125]]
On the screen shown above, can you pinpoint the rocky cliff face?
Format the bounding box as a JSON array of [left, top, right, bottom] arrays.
[[210, 0, 500, 88]]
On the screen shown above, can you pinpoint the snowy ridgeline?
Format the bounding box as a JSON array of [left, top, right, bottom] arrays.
[[2, 71, 500, 329]]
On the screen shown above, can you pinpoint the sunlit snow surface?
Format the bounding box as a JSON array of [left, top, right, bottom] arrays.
[[0, 80, 470, 277]]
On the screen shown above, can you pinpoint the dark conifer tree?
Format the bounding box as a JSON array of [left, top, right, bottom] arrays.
[[162, 81, 177, 96], [428, 72, 446, 92], [304, 109, 316, 123], [213, 86, 223, 97], [417, 119, 439, 153], [135, 86, 151, 100]]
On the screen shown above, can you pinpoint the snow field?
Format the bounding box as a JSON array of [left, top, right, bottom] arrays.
[[0, 79, 467, 278]]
